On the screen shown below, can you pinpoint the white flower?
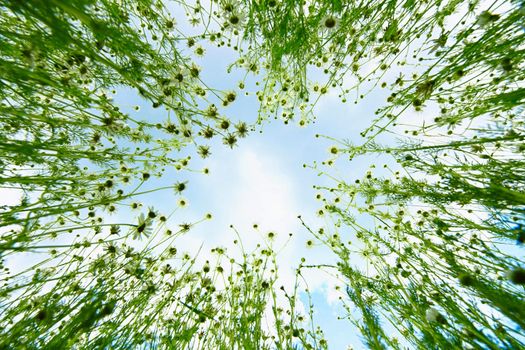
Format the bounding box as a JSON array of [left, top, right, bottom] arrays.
[[132, 213, 152, 240], [425, 307, 440, 322], [320, 15, 339, 32], [425, 307, 446, 324], [224, 11, 246, 31], [221, 1, 247, 32]]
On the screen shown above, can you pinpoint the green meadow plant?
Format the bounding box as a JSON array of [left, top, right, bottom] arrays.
[[1, 221, 325, 349], [0, 1, 325, 348], [2, 0, 525, 349], [302, 0, 525, 348], [206, 0, 488, 123], [0, 0, 265, 253]]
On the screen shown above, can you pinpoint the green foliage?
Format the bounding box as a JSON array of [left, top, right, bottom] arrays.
[[1, 0, 524, 349], [305, 0, 525, 347]]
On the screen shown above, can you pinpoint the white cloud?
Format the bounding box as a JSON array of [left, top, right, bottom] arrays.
[[231, 148, 299, 236], [219, 147, 348, 310], [196, 146, 303, 286], [0, 187, 22, 208]]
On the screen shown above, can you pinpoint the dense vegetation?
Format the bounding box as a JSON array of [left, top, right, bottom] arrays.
[[1, 0, 523, 348]]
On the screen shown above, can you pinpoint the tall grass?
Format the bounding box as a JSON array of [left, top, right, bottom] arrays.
[[1, 0, 524, 348]]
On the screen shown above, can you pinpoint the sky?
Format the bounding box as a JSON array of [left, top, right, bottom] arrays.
[[2, 1, 507, 349], [100, 24, 391, 346], [103, 3, 479, 347], [112, 80, 371, 349], [0, 6, 399, 348]]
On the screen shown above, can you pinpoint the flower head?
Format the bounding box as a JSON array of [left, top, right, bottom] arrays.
[[222, 4, 246, 32], [223, 133, 238, 148], [425, 307, 446, 324], [132, 213, 152, 240], [174, 181, 187, 194], [507, 267, 525, 285], [321, 15, 339, 32]]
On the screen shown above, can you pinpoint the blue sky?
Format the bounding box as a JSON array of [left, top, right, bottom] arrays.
[[0, 9, 408, 349], [112, 90, 364, 348], [59, 6, 413, 344], [2, 1, 523, 349], [0, 8, 370, 347], [1, 2, 485, 348], [105, 38, 409, 348]]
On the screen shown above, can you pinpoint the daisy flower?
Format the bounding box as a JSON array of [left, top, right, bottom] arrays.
[[131, 213, 152, 240], [320, 14, 339, 32]]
